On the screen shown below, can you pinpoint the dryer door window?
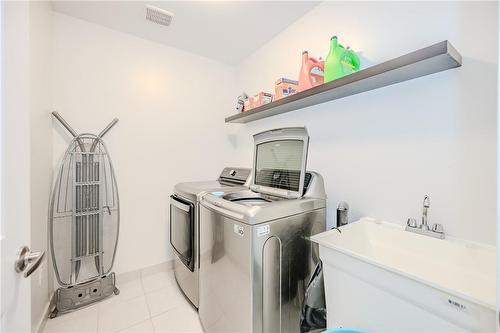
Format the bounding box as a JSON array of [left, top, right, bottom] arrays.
[[170, 195, 195, 271]]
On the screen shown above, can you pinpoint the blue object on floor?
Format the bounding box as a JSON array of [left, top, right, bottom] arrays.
[[323, 329, 369, 333]]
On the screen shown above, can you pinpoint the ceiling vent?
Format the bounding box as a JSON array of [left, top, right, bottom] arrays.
[[145, 5, 174, 27]]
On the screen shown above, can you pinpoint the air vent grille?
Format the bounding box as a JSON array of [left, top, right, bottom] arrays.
[[145, 5, 174, 27]]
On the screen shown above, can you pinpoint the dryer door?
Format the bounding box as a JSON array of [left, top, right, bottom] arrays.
[[169, 195, 194, 271]]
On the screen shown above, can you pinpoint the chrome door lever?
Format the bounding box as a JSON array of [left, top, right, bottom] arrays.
[[15, 246, 45, 278]]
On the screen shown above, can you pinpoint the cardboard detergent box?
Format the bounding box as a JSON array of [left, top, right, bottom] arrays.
[[274, 78, 299, 100], [244, 92, 273, 111]]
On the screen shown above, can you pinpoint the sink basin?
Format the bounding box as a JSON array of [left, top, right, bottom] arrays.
[[311, 217, 496, 332]]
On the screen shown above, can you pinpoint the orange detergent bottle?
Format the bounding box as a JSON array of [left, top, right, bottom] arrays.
[[298, 51, 324, 92]]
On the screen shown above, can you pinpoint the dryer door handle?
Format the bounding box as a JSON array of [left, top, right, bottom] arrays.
[[170, 196, 191, 212]]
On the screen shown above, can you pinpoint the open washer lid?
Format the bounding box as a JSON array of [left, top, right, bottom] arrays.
[[250, 127, 309, 199]]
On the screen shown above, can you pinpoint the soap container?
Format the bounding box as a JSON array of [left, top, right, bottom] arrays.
[[298, 51, 324, 92], [274, 78, 299, 100]]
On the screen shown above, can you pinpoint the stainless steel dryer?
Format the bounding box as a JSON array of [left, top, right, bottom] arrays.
[[199, 127, 327, 333], [170, 167, 251, 308]]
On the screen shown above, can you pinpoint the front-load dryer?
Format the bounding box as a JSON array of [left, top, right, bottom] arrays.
[[170, 167, 251, 308], [199, 127, 327, 332]]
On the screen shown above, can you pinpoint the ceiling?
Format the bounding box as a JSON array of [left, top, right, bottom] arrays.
[[51, 1, 320, 65]]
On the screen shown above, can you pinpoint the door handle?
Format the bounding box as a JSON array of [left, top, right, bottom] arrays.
[[170, 196, 191, 212], [15, 246, 45, 278]]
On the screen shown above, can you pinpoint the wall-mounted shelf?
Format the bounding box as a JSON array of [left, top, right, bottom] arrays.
[[225, 40, 461, 124]]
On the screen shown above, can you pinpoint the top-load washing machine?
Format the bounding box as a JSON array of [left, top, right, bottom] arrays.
[[170, 167, 251, 308], [199, 127, 327, 333]]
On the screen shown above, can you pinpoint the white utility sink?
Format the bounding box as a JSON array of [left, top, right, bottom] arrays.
[[311, 217, 496, 333]]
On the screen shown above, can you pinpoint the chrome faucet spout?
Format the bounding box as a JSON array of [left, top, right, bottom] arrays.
[[405, 195, 444, 239], [421, 195, 430, 229]]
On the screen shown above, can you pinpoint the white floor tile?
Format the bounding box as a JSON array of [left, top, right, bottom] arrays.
[[44, 306, 98, 333], [145, 287, 190, 317], [52, 304, 100, 323], [116, 270, 142, 284], [118, 319, 154, 333], [44, 319, 98, 333], [102, 278, 144, 306], [141, 271, 177, 294], [140, 262, 172, 276], [98, 296, 150, 332], [151, 305, 203, 333]]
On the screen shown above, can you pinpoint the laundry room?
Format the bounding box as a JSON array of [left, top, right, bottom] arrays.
[[1, 1, 498, 333]]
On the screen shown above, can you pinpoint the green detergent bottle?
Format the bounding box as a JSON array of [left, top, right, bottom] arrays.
[[341, 46, 361, 75], [324, 36, 346, 82]]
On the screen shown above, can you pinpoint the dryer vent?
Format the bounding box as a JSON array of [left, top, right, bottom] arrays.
[[145, 5, 174, 27]]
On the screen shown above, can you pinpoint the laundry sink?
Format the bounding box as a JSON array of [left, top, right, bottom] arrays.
[[311, 217, 496, 333]]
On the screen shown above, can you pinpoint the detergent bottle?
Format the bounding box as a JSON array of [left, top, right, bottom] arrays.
[[341, 46, 361, 75], [324, 36, 346, 82], [298, 51, 325, 92]]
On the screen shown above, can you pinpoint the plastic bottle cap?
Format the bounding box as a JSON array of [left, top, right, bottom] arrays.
[[337, 201, 349, 210]]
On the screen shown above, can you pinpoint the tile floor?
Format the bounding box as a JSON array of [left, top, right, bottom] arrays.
[[43, 270, 203, 333]]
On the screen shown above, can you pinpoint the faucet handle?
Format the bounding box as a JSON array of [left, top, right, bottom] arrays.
[[432, 223, 444, 234], [407, 218, 418, 228]]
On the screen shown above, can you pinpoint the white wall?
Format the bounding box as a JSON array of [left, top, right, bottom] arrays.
[[229, 1, 498, 245], [29, 3, 53, 332], [51, 13, 237, 274]]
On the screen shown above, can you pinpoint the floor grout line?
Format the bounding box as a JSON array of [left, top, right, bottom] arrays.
[[95, 301, 100, 333], [139, 272, 154, 321], [149, 303, 186, 320], [98, 293, 150, 333], [115, 318, 154, 333], [145, 273, 157, 333], [144, 290, 154, 319], [140, 273, 157, 333], [151, 317, 158, 333]]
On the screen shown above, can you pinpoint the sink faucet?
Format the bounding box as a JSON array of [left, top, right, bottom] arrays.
[[421, 195, 430, 230], [405, 195, 445, 239]]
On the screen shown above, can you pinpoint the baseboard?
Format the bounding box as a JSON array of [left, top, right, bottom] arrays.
[[115, 259, 174, 283], [35, 293, 54, 333]]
